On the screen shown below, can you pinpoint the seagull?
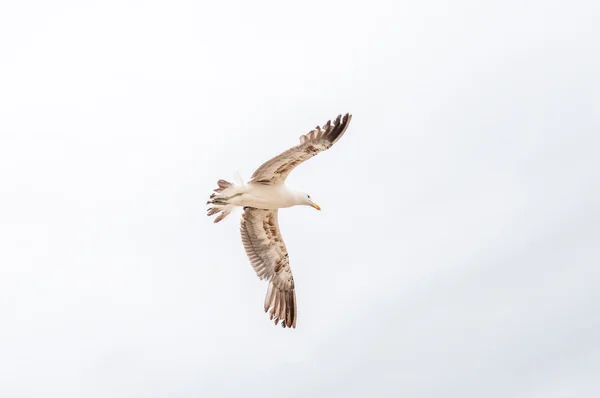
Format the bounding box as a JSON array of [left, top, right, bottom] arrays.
[[207, 113, 353, 328]]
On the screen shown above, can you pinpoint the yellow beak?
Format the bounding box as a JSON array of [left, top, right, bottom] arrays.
[[310, 202, 321, 211]]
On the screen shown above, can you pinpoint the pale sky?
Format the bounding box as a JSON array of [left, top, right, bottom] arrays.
[[1, 1, 599, 397]]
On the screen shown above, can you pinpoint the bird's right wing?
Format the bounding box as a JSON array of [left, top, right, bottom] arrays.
[[240, 207, 297, 328], [249, 113, 352, 185]]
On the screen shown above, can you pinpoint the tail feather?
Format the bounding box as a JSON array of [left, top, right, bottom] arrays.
[[207, 179, 236, 223], [213, 179, 232, 193]]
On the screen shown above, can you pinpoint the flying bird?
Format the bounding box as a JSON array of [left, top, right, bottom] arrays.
[[207, 113, 353, 328]]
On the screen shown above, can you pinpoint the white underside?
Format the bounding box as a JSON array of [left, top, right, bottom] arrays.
[[225, 183, 299, 210]]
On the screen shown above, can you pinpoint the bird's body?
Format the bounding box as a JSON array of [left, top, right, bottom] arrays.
[[207, 113, 352, 328], [217, 183, 306, 210]]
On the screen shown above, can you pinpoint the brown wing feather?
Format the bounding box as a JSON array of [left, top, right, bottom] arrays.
[[240, 208, 297, 328], [250, 113, 352, 185]]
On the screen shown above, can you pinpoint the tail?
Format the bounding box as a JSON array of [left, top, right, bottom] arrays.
[[206, 179, 237, 223]]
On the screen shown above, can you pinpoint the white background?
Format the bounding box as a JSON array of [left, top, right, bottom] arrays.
[[1, 1, 599, 397]]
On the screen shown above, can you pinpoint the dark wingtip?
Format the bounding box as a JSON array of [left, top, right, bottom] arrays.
[[324, 112, 352, 145]]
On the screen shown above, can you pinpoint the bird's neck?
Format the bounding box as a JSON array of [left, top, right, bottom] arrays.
[[286, 189, 306, 205]]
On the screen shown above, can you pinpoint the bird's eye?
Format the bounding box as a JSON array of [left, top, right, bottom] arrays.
[[307, 195, 311, 199]]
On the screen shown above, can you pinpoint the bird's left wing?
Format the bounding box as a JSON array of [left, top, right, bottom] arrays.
[[249, 113, 352, 185], [240, 208, 297, 328]]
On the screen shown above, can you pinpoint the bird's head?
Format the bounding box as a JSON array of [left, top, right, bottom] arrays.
[[303, 193, 321, 211]]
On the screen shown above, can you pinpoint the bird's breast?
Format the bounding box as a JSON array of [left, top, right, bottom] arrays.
[[240, 184, 294, 209]]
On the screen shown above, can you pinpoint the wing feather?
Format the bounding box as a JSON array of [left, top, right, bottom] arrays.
[[240, 208, 297, 328], [250, 113, 352, 185]]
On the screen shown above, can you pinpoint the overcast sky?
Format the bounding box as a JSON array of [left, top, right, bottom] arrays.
[[1, 1, 599, 397]]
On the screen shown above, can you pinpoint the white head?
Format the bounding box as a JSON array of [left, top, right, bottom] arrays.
[[294, 192, 321, 211]]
